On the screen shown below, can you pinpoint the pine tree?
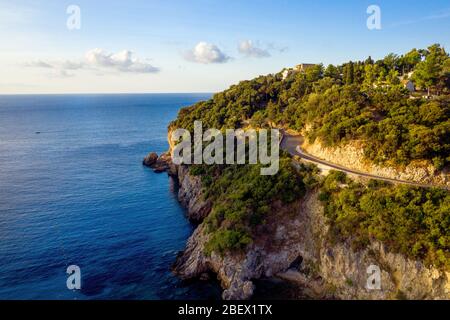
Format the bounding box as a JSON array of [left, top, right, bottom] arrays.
[[344, 62, 354, 85], [412, 44, 448, 96]]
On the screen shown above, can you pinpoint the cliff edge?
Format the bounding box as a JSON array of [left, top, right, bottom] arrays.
[[170, 159, 449, 300]]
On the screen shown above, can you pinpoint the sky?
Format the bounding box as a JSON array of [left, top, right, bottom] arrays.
[[0, 0, 449, 94]]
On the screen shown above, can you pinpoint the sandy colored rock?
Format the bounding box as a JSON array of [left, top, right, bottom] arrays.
[[168, 125, 449, 300], [302, 139, 449, 187], [172, 166, 449, 300]]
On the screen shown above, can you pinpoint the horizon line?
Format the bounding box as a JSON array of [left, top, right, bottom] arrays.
[[0, 91, 215, 96]]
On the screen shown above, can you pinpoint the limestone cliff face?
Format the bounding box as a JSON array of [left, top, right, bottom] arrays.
[[171, 165, 449, 300], [175, 165, 212, 222], [302, 139, 449, 187], [167, 127, 176, 156], [166, 124, 448, 299], [295, 192, 450, 300], [167, 127, 212, 222]]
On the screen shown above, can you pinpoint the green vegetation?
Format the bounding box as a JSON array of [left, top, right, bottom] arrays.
[[170, 45, 449, 267], [189, 157, 318, 256], [185, 134, 318, 256], [171, 44, 450, 168], [320, 171, 450, 269]]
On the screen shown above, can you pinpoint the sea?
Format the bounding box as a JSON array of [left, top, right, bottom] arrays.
[[0, 93, 223, 300]]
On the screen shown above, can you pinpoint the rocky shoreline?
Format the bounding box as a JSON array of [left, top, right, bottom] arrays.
[[143, 139, 449, 300], [172, 164, 449, 300], [143, 152, 175, 174]]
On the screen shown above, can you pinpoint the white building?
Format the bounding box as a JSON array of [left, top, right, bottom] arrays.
[[294, 63, 316, 72], [282, 68, 292, 80], [282, 63, 316, 80], [402, 79, 415, 93]]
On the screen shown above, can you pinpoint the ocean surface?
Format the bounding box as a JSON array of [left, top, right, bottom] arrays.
[[0, 93, 223, 300]]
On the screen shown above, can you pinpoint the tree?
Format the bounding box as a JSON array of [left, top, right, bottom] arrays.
[[362, 63, 381, 89], [383, 53, 399, 71], [324, 64, 340, 79], [412, 44, 448, 96], [365, 56, 374, 65], [305, 64, 324, 82], [400, 48, 422, 74], [343, 62, 355, 85], [386, 69, 400, 85], [438, 57, 450, 94], [377, 67, 387, 83]]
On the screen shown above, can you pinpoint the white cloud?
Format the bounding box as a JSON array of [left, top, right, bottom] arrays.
[[24, 60, 54, 68], [238, 40, 270, 58], [267, 42, 289, 53], [49, 70, 75, 78], [184, 42, 231, 64], [24, 49, 159, 75], [85, 48, 159, 73], [61, 60, 84, 70]]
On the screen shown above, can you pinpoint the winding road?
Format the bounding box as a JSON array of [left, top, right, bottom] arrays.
[[280, 131, 448, 190]]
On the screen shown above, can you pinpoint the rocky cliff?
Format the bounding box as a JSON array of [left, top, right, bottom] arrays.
[[302, 139, 449, 188], [174, 165, 212, 222], [171, 162, 450, 300]]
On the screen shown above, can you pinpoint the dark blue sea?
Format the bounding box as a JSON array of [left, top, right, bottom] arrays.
[[0, 93, 222, 300]]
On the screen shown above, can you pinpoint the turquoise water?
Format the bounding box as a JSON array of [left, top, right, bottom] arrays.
[[0, 94, 221, 299]]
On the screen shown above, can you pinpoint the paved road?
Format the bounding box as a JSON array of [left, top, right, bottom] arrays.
[[280, 131, 448, 190]]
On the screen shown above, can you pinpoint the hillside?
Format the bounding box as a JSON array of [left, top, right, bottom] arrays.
[[167, 45, 450, 299], [171, 44, 450, 170]]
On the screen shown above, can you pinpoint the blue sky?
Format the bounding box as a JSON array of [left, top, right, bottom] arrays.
[[1, 0, 449, 93]]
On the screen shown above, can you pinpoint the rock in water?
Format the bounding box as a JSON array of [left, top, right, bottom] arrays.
[[143, 152, 158, 167], [143, 151, 173, 173], [152, 152, 171, 173]]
